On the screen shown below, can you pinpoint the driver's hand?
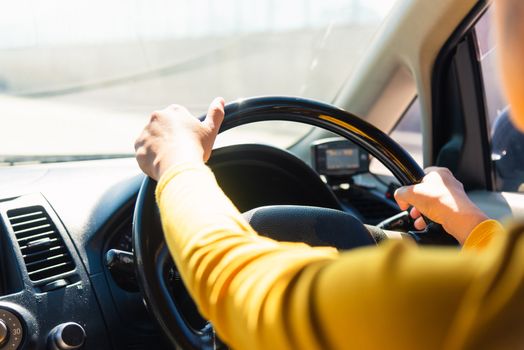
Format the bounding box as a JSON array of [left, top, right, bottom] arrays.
[[394, 167, 488, 244], [134, 97, 225, 181]]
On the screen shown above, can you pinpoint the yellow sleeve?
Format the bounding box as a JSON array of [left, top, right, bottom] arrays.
[[462, 219, 505, 250], [155, 162, 512, 350]]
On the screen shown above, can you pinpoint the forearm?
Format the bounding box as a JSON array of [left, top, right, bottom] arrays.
[[155, 162, 258, 306], [155, 162, 339, 348], [155, 162, 509, 350]]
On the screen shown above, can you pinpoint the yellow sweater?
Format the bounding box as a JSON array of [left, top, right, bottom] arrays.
[[156, 162, 523, 350]]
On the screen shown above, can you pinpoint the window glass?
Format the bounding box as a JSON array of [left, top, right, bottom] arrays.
[[475, 7, 524, 192], [0, 0, 399, 159], [390, 97, 422, 166], [370, 97, 422, 176]]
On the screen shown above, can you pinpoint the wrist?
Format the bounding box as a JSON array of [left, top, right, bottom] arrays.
[[155, 145, 204, 180], [448, 209, 489, 244]]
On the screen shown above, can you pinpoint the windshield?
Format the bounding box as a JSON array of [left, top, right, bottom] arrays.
[[0, 0, 397, 160]]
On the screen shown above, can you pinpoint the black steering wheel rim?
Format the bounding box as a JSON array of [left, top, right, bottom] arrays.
[[218, 96, 425, 185], [133, 96, 428, 350]]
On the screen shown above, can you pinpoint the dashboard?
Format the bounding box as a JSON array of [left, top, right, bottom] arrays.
[[0, 141, 402, 350], [0, 159, 155, 350]]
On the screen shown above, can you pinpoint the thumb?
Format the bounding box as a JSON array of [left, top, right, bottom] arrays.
[[203, 97, 225, 132], [394, 185, 415, 210]]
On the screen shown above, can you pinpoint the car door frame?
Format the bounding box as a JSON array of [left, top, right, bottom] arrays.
[[432, 0, 524, 220]]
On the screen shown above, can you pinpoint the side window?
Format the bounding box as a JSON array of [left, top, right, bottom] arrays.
[[370, 97, 422, 176], [390, 97, 422, 167], [475, 7, 524, 192]]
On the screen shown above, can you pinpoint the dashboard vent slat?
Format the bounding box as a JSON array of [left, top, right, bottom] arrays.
[[8, 210, 45, 222], [23, 246, 66, 262], [13, 223, 51, 236], [7, 206, 76, 283], [11, 216, 48, 227], [16, 230, 55, 242]]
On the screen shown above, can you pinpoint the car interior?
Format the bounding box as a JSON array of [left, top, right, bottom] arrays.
[[0, 0, 523, 349]]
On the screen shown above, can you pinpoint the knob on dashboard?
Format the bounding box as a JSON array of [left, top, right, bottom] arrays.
[[0, 320, 8, 347], [48, 323, 86, 350], [0, 308, 23, 350]]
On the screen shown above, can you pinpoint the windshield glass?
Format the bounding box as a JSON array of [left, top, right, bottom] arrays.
[[0, 0, 397, 160]]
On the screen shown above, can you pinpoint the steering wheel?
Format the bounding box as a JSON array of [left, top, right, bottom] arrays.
[[133, 96, 456, 350]]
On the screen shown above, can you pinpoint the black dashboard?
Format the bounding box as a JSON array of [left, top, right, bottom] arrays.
[[0, 141, 400, 350], [0, 159, 153, 350]]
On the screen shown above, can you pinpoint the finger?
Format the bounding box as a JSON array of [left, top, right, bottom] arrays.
[[409, 207, 421, 219], [423, 166, 440, 174], [203, 97, 226, 131], [394, 185, 415, 210], [414, 216, 427, 230], [423, 166, 453, 180], [423, 166, 448, 175]]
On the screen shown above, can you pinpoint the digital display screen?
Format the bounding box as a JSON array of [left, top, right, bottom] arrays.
[[326, 148, 359, 170], [312, 138, 369, 176]]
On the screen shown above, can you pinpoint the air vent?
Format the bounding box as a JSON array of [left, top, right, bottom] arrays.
[[6, 206, 75, 283]]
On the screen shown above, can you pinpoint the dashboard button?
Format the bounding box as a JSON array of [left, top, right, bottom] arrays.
[[48, 322, 86, 350]]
